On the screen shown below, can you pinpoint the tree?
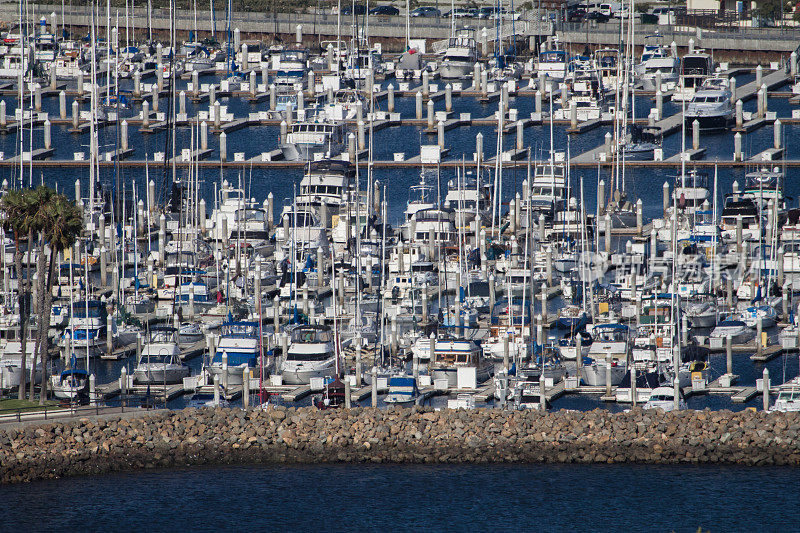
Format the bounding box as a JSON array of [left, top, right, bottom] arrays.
[[1, 189, 38, 400], [29, 186, 54, 401], [34, 193, 82, 405]]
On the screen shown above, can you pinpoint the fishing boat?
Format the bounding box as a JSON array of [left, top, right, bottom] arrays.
[[280, 324, 337, 385], [313, 378, 347, 409]]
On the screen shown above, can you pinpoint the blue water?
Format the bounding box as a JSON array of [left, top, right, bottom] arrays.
[[3, 463, 798, 531]]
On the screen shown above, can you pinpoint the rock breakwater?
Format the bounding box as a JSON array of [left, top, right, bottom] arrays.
[[2, 407, 800, 483]]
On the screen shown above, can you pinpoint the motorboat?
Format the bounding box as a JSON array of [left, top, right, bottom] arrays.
[[134, 326, 189, 384], [770, 377, 800, 412], [620, 125, 662, 161], [0, 342, 42, 390], [587, 323, 630, 361], [537, 40, 568, 80], [50, 367, 90, 401], [383, 376, 420, 404], [438, 28, 477, 79], [580, 356, 628, 386], [684, 77, 733, 130], [643, 386, 687, 411], [280, 324, 337, 385], [430, 336, 493, 388], [684, 300, 718, 328], [673, 49, 713, 102], [206, 321, 260, 387], [710, 319, 756, 344], [60, 300, 108, 356], [280, 116, 346, 161], [673, 169, 710, 212], [738, 305, 778, 329]]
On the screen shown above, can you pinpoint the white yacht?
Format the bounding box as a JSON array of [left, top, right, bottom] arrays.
[[438, 29, 478, 79], [770, 377, 800, 412], [281, 117, 346, 161], [280, 324, 337, 385], [710, 319, 755, 345], [636, 36, 679, 91], [643, 386, 687, 411], [134, 326, 189, 384], [684, 77, 733, 130], [674, 49, 713, 102], [537, 41, 568, 80], [430, 336, 493, 388], [0, 342, 41, 390], [206, 321, 260, 387], [60, 300, 108, 357]]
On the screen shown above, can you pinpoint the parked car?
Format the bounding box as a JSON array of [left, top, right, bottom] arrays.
[[586, 11, 610, 22], [476, 6, 495, 18], [369, 5, 400, 15], [341, 3, 367, 14], [411, 6, 441, 16], [446, 7, 475, 17], [567, 7, 586, 21]]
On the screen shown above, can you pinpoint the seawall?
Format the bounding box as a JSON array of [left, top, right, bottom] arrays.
[[2, 406, 799, 483]]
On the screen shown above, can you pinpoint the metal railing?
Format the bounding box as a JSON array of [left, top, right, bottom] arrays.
[[0, 403, 153, 424]]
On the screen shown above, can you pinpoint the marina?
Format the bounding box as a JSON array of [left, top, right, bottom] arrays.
[[3, 1, 800, 421]]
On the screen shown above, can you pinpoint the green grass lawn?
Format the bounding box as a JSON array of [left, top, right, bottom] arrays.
[[0, 398, 60, 413]]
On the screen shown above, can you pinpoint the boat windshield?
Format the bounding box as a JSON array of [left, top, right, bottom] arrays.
[[290, 326, 332, 343]]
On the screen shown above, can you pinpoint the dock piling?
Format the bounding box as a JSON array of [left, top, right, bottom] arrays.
[[243, 367, 250, 408], [692, 119, 700, 151], [774, 119, 782, 150], [371, 367, 378, 407], [762, 368, 770, 411], [427, 99, 434, 129], [445, 83, 452, 112], [89, 374, 96, 406], [44, 119, 51, 150], [213, 375, 220, 406], [121, 120, 128, 152], [200, 120, 208, 150], [220, 132, 227, 162], [142, 100, 150, 129], [59, 90, 66, 119], [72, 100, 79, 129], [655, 89, 663, 120], [133, 70, 140, 97], [734, 132, 742, 161], [730, 77, 737, 101], [387, 84, 394, 112], [415, 90, 422, 119]]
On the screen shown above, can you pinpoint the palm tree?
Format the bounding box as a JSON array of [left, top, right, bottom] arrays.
[[34, 194, 82, 404], [29, 186, 55, 398], [1, 189, 36, 400]]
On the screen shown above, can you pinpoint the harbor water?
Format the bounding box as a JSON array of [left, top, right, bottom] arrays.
[[3, 462, 799, 531]]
